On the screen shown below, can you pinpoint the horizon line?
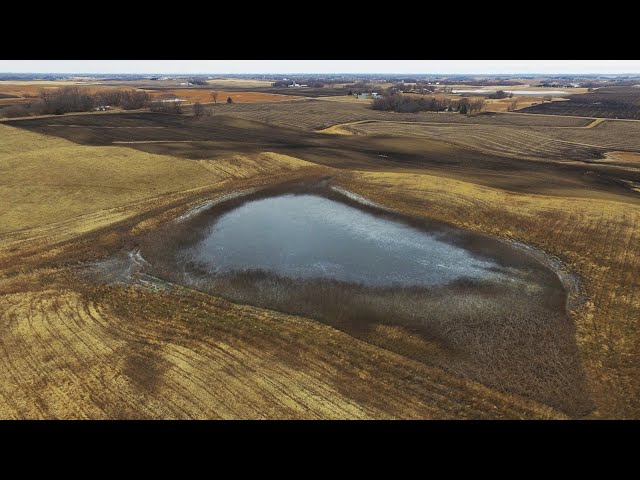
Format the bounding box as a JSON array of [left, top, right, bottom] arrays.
[[2, 72, 640, 76]]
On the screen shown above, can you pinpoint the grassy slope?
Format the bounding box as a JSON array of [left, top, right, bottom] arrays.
[[1, 109, 639, 418], [0, 124, 222, 233], [0, 125, 560, 419], [0, 125, 310, 234], [338, 170, 640, 418]]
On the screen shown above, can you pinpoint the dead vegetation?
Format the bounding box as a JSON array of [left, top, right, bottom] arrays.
[[1, 91, 640, 419], [521, 87, 640, 119], [338, 170, 640, 418]]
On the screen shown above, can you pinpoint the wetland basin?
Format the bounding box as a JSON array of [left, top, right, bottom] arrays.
[[184, 194, 504, 287], [138, 187, 591, 415]]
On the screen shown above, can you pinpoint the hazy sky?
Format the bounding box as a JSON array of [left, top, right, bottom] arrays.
[[1, 60, 639, 75]]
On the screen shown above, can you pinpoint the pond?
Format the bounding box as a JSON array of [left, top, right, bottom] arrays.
[[135, 189, 592, 415], [182, 194, 508, 287]]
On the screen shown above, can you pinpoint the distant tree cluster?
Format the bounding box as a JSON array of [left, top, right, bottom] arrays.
[[372, 93, 484, 114], [458, 97, 486, 114], [149, 100, 183, 114], [487, 90, 513, 99], [345, 81, 376, 94], [38, 87, 94, 114], [0, 87, 202, 117], [35, 87, 151, 115], [192, 101, 212, 116], [1, 104, 33, 118], [188, 78, 209, 86]]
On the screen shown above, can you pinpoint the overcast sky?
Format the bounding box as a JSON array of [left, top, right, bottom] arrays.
[[1, 60, 639, 75]]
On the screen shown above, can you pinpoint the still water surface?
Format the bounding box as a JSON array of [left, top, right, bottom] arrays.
[[186, 194, 503, 287]]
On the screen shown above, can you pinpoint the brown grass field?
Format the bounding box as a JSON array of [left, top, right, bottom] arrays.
[[205, 78, 277, 88], [145, 89, 302, 104], [0, 82, 301, 109], [1, 91, 640, 419]]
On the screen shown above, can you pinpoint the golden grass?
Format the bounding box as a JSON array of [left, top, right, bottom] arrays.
[[0, 80, 106, 88], [603, 150, 640, 164], [1, 102, 639, 418], [0, 123, 566, 419], [0, 125, 313, 235], [205, 78, 275, 88], [0, 283, 558, 419], [146, 89, 301, 104], [316, 95, 369, 103], [0, 124, 217, 233], [0, 83, 300, 106], [317, 120, 367, 135], [337, 170, 640, 418]]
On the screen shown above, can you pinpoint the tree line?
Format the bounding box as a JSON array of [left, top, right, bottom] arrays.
[[371, 93, 485, 114], [1, 87, 240, 118], [1, 87, 153, 117], [40, 87, 153, 114]]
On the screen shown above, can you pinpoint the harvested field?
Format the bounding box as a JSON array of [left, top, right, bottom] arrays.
[[2, 91, 640, 419], [8, 110, 640, 200], [521, 87, 640, 119], [205, 78, 275, 88], [0, 83, 114, 98], [0, 124, 561, 419], [0, 283, 558, 419], [210, 100, 594, 131], [144, 89, 301, 104], [0, 123, 313, 235], [136, 184, 590, 415], [603, 151, 640, 165], [343, 119, 640, 162], [338, 170, 640, 419]]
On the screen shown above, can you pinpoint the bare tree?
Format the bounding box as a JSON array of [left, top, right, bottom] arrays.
[[507, 100, 519, 112], [226, 96, 233, 104], [211, 91, 219, 103], [469, 99, 485, 113], [543, 95, 553, 103], [37, 86, 95, 114], [193, 101, 205, 116], [150, 100, 183, 114]]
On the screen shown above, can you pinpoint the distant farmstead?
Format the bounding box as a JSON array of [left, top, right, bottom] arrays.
[[356, 92, 382, 99]]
